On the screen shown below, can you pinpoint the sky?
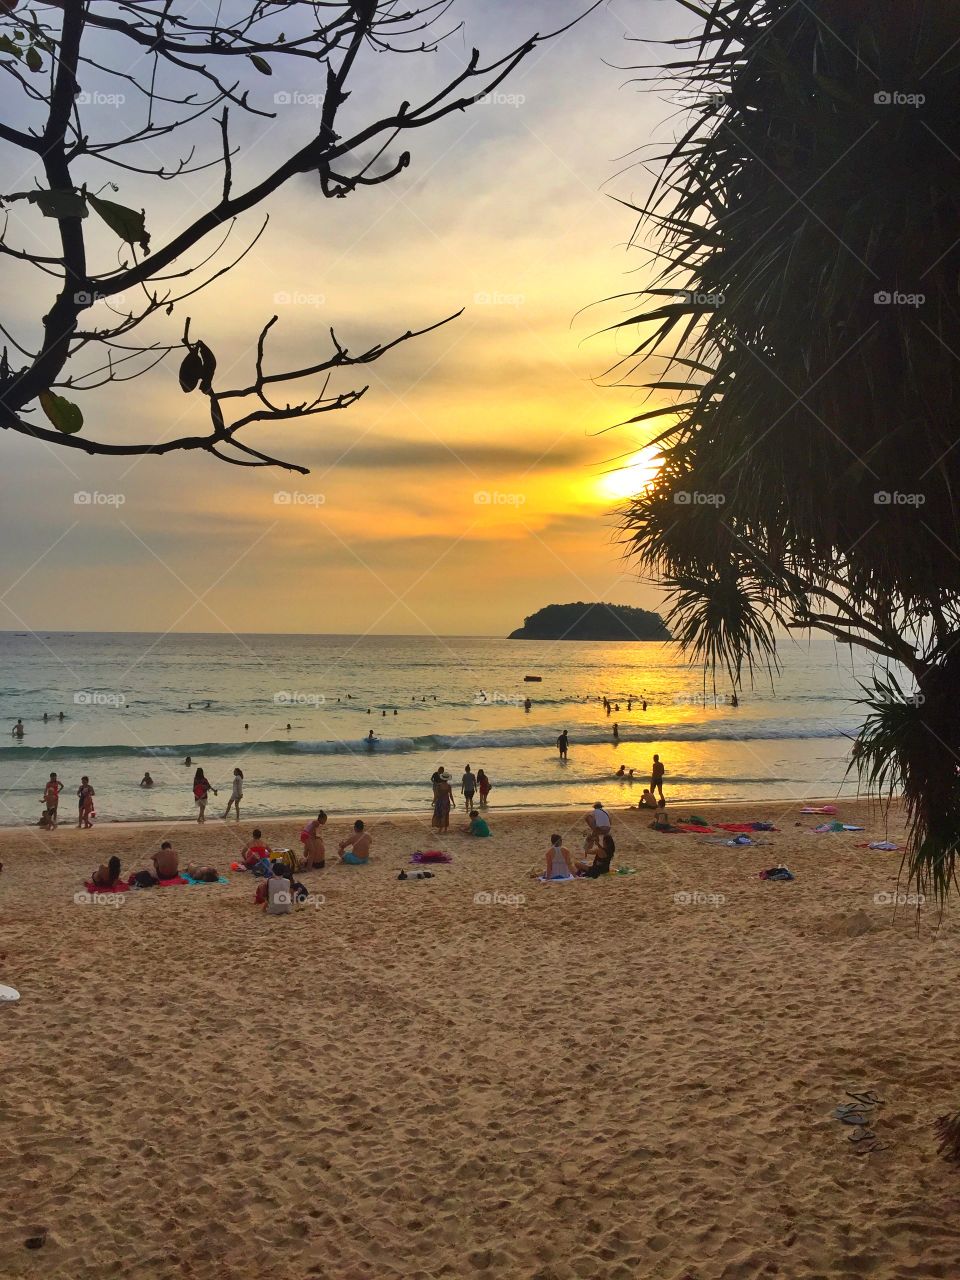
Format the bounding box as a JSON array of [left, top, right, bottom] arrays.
[[0, 0, 686, 637]]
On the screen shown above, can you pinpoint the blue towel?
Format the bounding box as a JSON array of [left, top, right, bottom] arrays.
[[181, 872, 228, 885]]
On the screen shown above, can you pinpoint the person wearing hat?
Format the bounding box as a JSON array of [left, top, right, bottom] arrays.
[[583, 801, 612, 854]]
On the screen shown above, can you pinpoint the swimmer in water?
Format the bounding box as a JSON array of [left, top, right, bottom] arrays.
[[184, 755, 192, 767], [366, 730, 377, 746]]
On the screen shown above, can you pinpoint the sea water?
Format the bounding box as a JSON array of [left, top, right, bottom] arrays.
[[0, 631, 877, 824]]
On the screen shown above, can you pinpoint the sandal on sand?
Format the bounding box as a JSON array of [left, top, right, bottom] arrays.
[[850, 1140, 891, 1156], [846, 1090, 884, 1106], [848, 1127, 877, 1143], [834, 1107, 871, 1125]]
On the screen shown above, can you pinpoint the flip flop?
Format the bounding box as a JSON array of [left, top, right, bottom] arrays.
[[848, 1127, 877, 1143], [847, 1090, 884, 1106], [850, 1140, 892, 1156], [835, 1102, 871, 1116], [836, 1111, 871, 1126]]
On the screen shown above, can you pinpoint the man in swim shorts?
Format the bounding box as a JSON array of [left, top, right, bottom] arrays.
[[337, 820, 372, 865], [153, 842, 180, 880]]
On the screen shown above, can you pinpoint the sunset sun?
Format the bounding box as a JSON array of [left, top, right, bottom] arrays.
[[596, 447, 662, 502]]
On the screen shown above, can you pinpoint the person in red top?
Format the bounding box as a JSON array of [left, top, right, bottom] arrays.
[[77, 777, 95, 829], [42, 772, 63, 829], [192, 768, 217, 824]]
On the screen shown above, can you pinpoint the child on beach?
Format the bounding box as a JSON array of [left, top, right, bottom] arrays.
[[77, 777, 95, 828], [192, 768, 216, 824], [463, 810, 491, 837], [42, 773, 63, 828], [223, 768, 244, 821], [240, 829, 273, 875]]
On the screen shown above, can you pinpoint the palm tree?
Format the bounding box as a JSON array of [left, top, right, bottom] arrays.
[[611, 0, 960, 1156]]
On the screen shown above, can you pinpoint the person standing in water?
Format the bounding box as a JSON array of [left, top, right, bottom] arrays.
[[461, 764, 477, 810], [77, 776, 95, 828], [11, 719, 24, 739], [557, 730, 569, 760], [193, 768, 216, 823], [612, 722, 619, 740], [651, 753, 665, 803], [224, 767, 244, 821], [43, 773, 63, 828], [477, 768, 491, 807]]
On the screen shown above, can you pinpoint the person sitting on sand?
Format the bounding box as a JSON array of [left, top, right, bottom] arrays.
[[576, 833, 615, 878], [139, 772, 154, 788], [153, 841, 180, 880], [240, 829, 272, 874], [462, 809, 490, 837], [638, 789, 658, 810], [91, 855, 124, 889], [300, 811, 327, 869], [185, 862, 219, 883], [583, 801, 612, 853], [538, 834, 577, 880], [337, 820, 372, 865]]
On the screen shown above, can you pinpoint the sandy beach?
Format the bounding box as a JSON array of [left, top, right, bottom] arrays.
[[2, 797, 959, 1280]]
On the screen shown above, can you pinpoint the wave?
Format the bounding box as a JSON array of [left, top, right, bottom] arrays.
[[0, 721, 854, 762]]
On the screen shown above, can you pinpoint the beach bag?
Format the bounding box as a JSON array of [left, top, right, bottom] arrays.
[[131, 870, 158, 888]]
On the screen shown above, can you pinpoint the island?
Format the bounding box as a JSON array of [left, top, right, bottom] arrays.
[[508, 602, 671, 642]]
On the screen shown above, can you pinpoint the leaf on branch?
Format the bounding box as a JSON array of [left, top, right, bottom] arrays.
[[39, 391, 83, 435], [248, 54, 272, 76], [178, 348, 204, 393], [0, 34, 22, 59], [195, 341, 217, 392], [25, 44, 41, 73], [5, 188, 88, 219], [86, 193, 151, 254]]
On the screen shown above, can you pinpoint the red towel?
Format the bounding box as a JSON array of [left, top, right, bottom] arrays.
[[84, 880, 129, 894], [716, 823, 779, 833], [675, 823, 718, 834], [157, 876, 188, 887]]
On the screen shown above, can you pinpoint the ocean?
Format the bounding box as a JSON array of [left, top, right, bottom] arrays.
[[0, 631, 875, 825]]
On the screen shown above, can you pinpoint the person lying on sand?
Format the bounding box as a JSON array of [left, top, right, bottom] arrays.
[[576, 833, 615, 878], [337, 820, 372, 865], [300, 811, 327, 869], [91, 855, 124, 889], [153, 842, 180, 879], [185, 863, 219, 883]]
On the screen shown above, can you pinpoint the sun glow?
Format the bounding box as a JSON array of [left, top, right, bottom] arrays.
[[596, 447, 663, 502]]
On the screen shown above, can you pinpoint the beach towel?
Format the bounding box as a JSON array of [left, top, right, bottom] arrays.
[[675, 822, 718, 834], [801, 805, 837, 814], [815, 821, 864, 833], [181, 872, 229, 885], [860, 840, 899, 851], [157, 876, 188, 887], [83, 880, 129, 895], [614, 866, 637, 876], [716, 822, 778, 833], [411, 850, 452, 864], [538, 874, 577, 883]]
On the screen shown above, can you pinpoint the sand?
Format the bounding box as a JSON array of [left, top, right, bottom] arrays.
[[1, 797, 959, 1280]]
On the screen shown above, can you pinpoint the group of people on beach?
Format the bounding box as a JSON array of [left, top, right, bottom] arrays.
[[539, 802, 617, 881], [38, 773, 94, 830], [430, 763, 491, 834]]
